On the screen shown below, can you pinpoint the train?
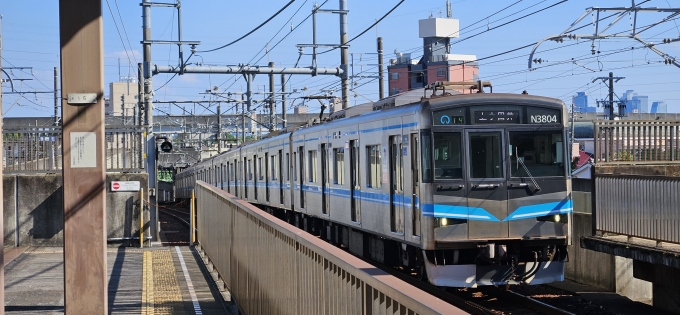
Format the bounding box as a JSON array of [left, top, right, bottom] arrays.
[[176, 82, 572, 287]]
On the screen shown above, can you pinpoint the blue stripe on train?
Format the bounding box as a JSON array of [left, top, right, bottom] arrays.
[[220, 183, 572, 221]]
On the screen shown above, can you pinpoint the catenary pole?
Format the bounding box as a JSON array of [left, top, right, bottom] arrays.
[[269, 61, 275, 132], [142, 0, 158, 242], [377, 37, 384, 100], [339, 0, 349, 109], [281, 74, 287, 128]]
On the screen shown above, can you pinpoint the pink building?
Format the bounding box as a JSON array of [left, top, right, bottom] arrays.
[[388, 18, 479, 96]]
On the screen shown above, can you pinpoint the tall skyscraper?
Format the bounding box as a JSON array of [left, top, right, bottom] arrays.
[[621, 90, 649, 114], [573, 92, 596, 112], [651, 101, 667, 114]]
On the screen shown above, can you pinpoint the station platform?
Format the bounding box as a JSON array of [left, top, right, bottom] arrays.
[[3, 246, 237, 314]]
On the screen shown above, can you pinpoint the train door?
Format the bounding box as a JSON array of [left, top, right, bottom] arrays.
[[321, 143, 330, 215], [465, 130, 508, 238], [349, 139, 360, 222], [278, 150, 284, 204], [410, 133, 421, 236], [389, 135, 404, 234], [265, 152, 270, 202]]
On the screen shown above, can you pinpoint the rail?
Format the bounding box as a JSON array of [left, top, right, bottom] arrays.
[[194, 181, 465, 315], [2, 125, 146, 173], [594, 120, 680, 164]]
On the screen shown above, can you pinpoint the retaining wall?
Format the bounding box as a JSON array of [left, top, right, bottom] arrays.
[[3, 173, 149, 247]]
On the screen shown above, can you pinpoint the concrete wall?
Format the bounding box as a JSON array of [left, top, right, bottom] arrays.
[[3, 176, 16, 247], [3, 173, 149, 247], [106, 173, 149, 246], [568, 191, 652, 300], [17, 175, 63, 246]]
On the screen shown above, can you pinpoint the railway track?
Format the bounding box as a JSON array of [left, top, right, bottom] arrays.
[[157, 203, 191, 246], [366, 257, 575, 315]]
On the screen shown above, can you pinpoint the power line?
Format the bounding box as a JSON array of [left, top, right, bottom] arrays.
[[315, 0, 406, 55], [197, 0, 296, 53], [104, 0, 134, 68], [114, 0, 138, 65]]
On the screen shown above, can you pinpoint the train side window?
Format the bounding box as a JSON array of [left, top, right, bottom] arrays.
[[366, 145, 381, 188], [248, 159, 253, 180], [420, 132, 433, 183], [433, 133, 463, 179], [308, 150, 317, 182], [258, 157, 263, 180], [271, 155, 277, 181], [293, 152, 297, 181], [333, 148, 344, 185], [286, 153, 290, 180]]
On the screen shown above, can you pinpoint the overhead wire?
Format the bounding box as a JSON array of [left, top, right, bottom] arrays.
[[114, 0, 138, 65], [314, 0, 406, 55], [197, 0, 296, 53], [104, 0, 134, 69], [217, 0, 330, 93]]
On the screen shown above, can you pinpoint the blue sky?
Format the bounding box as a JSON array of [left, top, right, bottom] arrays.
[[2, 0, 680, 118]]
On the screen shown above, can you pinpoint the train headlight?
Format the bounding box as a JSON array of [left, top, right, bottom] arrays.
[[440, 218, 449, 226], [537, 214, 567, 223]]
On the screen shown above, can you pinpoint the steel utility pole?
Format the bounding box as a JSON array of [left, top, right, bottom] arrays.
[[592, 72, 625, 120], [269, 61, 275, 132], [340, 0, 349, 109], [217, 104, 222, 152], [54, 67, 59, 125], [59, 1, 107, 313], [142, 0, 157, 242], [241, 94, 246, 144], [281, 74, 287, 128], [377, 37, 384, 100]]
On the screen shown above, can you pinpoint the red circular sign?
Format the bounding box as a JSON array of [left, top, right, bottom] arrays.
[[112, 182, 120, 190]]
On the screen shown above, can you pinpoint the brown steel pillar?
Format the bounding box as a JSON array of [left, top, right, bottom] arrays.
[[59, 1, 108, 314]]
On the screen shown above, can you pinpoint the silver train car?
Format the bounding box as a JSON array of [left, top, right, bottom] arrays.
[[176, 90, 572, 287]]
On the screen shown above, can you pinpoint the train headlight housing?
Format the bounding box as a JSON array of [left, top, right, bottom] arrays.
[[435, 217, 466, 227], [537, 214, 568, 223]]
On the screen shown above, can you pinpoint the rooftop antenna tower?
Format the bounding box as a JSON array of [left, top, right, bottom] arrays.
[[446, 0, 452, 18]]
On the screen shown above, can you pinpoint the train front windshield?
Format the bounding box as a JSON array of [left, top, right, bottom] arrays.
[[509, 130, 565, 177], [431, 129, 566, 180]]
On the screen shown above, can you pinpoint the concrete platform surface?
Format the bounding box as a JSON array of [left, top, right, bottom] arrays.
[[4, 246, 236, 314]]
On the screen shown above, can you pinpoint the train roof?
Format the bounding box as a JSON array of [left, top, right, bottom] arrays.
[[425, 92, 566, 109]]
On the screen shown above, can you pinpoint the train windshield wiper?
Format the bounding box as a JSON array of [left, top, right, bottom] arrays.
[[516, 147, 541, 192]]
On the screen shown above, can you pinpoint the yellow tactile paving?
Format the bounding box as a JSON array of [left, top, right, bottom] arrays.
[[142, 251, 155, 315], [142, 250, 186, 315]]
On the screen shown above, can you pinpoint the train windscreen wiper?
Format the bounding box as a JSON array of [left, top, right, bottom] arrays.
[[516, 147, 541, 192]]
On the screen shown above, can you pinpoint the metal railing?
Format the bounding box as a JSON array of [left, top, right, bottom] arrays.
[[594, 120, 680, 164], [3, 125, 146, 173], [195, 181, 464, 315], [595, 175, 680, 244]]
